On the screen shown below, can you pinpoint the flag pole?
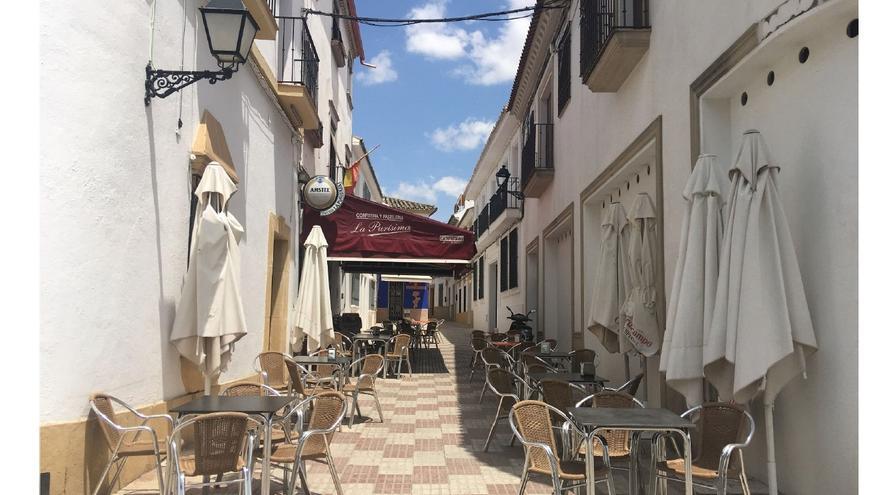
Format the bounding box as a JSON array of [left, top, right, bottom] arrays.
[[347, 144, 381, 168]]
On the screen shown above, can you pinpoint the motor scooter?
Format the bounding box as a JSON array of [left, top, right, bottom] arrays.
[[505, 306, 536, 342]]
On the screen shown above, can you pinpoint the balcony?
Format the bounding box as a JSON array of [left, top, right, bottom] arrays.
[[276, 16, 321, 130], [521, 123, 554, 197], [331, 17, 346, 67], [580, 0, 651, 92], [245, 0, 278, 40], [474, 205, 489, 239]]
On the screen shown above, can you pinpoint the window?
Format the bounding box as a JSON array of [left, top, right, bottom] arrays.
[[499, 228, 519, 292], [509, 229, 519, 289], [458, 288, 462, 313], [500, 237, 509, 292], [351, 275, 360, 306], [558, 26, 571, 112], [329, 140, 337, 180], [478, 256, 485, 299], [463, 286, 468, 312], [439, 283, 444, 304]]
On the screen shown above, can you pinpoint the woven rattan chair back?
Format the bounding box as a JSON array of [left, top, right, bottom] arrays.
[[511, 400, 559, 472], [284, 358, 309, 396], [521, 353, 544, 370], [691, 403, 750, 469], [427, 321, 437, 331], [360, 354, 384, 376], [392, 334, 411, 355], [472, 330, 487, 339], [588, 391, 642, 456], [471, 337, 488, 352], [311, 349, 336, 379], [91, 394, 121, 446], [540, 379, 576, 412], [302, 392, 346, 455], [569, 349, 597, 369], [189, 412, 249, 476], [223, 383, 263, 397], [482, 346, 507, 369], [333, 332, 349, 350], [541, 339, 558, 351], [258, 352, 289, 387], [489, 333, 509, 342], [487, 368, 518, 396]]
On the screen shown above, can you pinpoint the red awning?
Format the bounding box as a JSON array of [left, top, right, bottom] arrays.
[[302, 195, 476, 265]]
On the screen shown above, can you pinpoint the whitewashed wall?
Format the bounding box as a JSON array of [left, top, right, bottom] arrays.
[[514, 0, 857, 493], [41, 0, 305, 423]]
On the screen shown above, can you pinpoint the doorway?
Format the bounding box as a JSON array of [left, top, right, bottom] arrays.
[[543, 206, 574, 352], [488, 263, 498, 332], [264, 214, 291, 352], [388, 282, 404, 320], [526, 240, 539, 339]]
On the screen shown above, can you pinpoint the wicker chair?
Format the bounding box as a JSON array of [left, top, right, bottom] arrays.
[[166, 412, 261, 495], [341, 354, 385, 427], [483, 368, 529, 451], [284, 357, 328, 400], [384, 334, 413, 378], [489, 333, 510, 342], [509, 400, 615, 495], [575, 391, 646, 494], [333, 332, 354, 359], [469, 337, 489, 382], [307, 349, 343, 388], [539, 379, 591, 414], [222, 383, 294, 446], [479, 346, 516, 403], [537, 338, 558, 351], [253, 351, 292, 393], [422, 321, 440, 348], [263, 391, 348, 495], [89, 394, 172, 495], [471, 330, 487, 339], [569, 349, 597, 373], [650, 403, 755, 495]]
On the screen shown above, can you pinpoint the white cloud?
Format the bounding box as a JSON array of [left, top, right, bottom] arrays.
[[405, 0, 534, 85], [356, 50, 398, 85], [433, 176, 468, 197], [430, 118, 495, 152], [405, 1, 473, 60], [389, 176, 469, 205]]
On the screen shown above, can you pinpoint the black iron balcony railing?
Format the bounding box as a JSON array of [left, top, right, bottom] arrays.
[[488, 178, 522, 225], [580, 0, 650, 77], [521, 123, 553, 191], [276, 16, 320, 104]]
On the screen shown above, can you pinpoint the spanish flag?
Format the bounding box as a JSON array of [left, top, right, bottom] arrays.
[[343, 158, 361, 194]]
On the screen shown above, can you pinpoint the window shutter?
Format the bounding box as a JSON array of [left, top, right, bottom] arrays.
[[558, 26, 571, 111], [479, 257, 485, 299], [500, 238, 509, 292], [509, 229, 519, 289]]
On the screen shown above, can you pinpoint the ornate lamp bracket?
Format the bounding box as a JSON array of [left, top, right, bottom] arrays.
[[144, 62, 236, 106]]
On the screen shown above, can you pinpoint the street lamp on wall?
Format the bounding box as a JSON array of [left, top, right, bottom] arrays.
[[495, 165, 524, 199], [144, 0, 258, 105]]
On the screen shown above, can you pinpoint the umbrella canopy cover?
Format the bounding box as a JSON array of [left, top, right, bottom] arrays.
[[704, 131, 818, 403], [660, 154, 728, 405], [620, 193, 661, 356], [291, 226, 334, 353], [170, 163, 247, 378], [587, 202, 632, 353]]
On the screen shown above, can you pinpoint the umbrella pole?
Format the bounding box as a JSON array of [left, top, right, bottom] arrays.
[[765, 399, 778, 495], [624, 353, 631, 381]]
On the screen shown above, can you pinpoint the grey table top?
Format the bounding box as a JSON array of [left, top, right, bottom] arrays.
[[532, 372, 608, 384], [351, 333, 392, 341], [170, 396, 294, 416], [536, 352, 573, 359], [567, 407, 696, 429], [292, 355, 351, 365]]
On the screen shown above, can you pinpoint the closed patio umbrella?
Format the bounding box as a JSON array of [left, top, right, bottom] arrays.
[[704, 130, 818, 495], [170, 162, 247, 393], [358, 274, 372, 329], [659, 154, 728, 406], [620, 193, 661, 356], [291, 225, 334, 353], [587, 202, 632, 354]]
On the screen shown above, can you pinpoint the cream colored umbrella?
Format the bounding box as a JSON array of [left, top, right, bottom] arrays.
[[170, 162, 247, 394], [357, 274, 372, 329], [587, 202, 632, 353], [291, 226, 334, 353], [660, 154, 728, 406], [704, 130, 818, 495], [620, 193, 661, 356]]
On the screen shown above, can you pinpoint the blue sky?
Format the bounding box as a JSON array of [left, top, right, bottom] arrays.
[[351, 0, 532, 221]]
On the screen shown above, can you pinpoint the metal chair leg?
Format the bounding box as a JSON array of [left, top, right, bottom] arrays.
[[326, 452, 344, 495], [154, 452, 166, 495], [479, 381, 488, 403], [373, 391, 385, 423], [518, 465, 529, 495], [739, 455, 751, 495], [348, 392, 359, 427], [483, 415, 500, 452], [91, 453, 117, 495]]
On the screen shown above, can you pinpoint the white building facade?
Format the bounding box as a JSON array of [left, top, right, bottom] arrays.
[[464, 0, 857, 493], [40, 1, 365, 493]]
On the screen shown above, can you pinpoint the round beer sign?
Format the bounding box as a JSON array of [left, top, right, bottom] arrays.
[[303, 175, 345, 216]]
